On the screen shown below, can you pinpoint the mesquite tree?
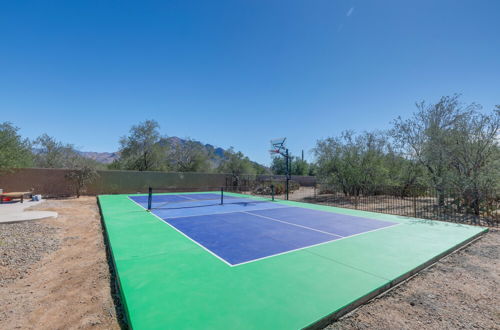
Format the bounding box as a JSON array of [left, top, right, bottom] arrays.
[[117, 120, 169, 171], [65, 163, 99, 198], [391, 95, 499, 212], [0, 122, 33, 171]]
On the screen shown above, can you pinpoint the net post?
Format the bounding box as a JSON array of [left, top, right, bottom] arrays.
[[220, 187, 224, 205], [271, 184, 275, 201], [147, 187, 152, 211]]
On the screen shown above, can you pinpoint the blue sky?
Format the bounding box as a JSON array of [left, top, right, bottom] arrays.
[[1, 1, 499, 165]]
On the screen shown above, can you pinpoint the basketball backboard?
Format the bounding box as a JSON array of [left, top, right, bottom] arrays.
[[270, 137, 287, 151]]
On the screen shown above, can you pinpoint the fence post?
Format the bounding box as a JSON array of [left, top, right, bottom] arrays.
[[271, 184, 274, 201], [413, 192, 417, 218]]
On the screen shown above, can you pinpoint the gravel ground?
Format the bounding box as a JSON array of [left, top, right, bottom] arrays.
[[0, 197, 122, 329], [0, 221, 59, 286]]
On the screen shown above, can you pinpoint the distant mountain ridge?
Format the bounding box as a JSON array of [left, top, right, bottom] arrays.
[[78, 151, 120, 164], [79, 137, 233, 166], [158, 136, 228, 168]]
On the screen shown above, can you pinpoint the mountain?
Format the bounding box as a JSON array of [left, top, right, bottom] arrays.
[[158, 137, 228, 168], [33, 148, 119, 164], [79, 137, 264, 170], [79, 151, 120, 164]]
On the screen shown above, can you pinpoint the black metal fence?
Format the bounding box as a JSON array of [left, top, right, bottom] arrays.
[[140, 182, 499, 227], [280, 183, 499, 227]]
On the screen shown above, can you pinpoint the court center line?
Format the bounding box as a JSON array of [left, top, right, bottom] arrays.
[[240, 211, 345, 238], [177, 194, 198, 201]]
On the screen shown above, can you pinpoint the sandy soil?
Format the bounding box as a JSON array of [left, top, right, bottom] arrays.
[[0, 197, 498, 329], [0, 197, 123, 329]]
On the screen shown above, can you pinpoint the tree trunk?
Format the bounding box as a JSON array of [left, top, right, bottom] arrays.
[[436, 186, 445, 207]]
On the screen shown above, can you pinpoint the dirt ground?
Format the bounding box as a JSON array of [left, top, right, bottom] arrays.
[[0, 197, 123, 329], [0, 197, 498, 329]]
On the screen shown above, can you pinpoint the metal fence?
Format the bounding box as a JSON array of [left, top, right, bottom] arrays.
[[122, 181, 500, 227], [278, 183, 499, 227]]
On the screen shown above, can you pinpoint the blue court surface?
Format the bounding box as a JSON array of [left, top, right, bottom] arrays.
[[129, 192, 398, 265]]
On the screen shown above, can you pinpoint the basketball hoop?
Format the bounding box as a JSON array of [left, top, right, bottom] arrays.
[[269, 149, 281, 157], [270, 137, 287, 152], [269, 137, 290, 200]]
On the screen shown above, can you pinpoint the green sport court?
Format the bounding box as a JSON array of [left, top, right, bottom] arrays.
[[98, 191, 487, 329]]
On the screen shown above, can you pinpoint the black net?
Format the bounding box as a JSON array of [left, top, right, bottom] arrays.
[[147, 186, 276, 210]]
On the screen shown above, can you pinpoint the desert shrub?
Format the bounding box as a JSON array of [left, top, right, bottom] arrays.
[[65, 163, 99, 197], [252, 180, 299, 195]]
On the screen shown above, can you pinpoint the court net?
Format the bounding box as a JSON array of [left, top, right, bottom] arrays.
[[147, 186, 276, 211]]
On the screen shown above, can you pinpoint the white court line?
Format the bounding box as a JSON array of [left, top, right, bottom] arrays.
[[127, 195, 234, 266], [147, 209, 234, 267], [127, 196, 150, 211], [154, 193, 208, 203], [152, 192, 268, 207], [231, 237, 342, 266], [151, 193, 220, 209], [177, 194, 197, 201], [164, 203, 287, 220], [125, 195, 401, 267], [232, 221, 402, 267], [241, 211, 345, 238], [127, 196, 312, 266]]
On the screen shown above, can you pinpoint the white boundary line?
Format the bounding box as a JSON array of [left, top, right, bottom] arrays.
[[231, 212, 401, 267], [149, 209, 235, 266], [127, 195, 233, 266], [232, 237, 343, 266], [126, 195, 401, 267], [127, 196, 150, 210]]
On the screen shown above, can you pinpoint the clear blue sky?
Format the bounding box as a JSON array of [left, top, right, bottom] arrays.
[[1, 1, 499, 165]]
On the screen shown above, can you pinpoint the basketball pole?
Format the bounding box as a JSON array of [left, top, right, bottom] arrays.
[[285, 148, 289, 200], [270, 137, 290, 200]]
